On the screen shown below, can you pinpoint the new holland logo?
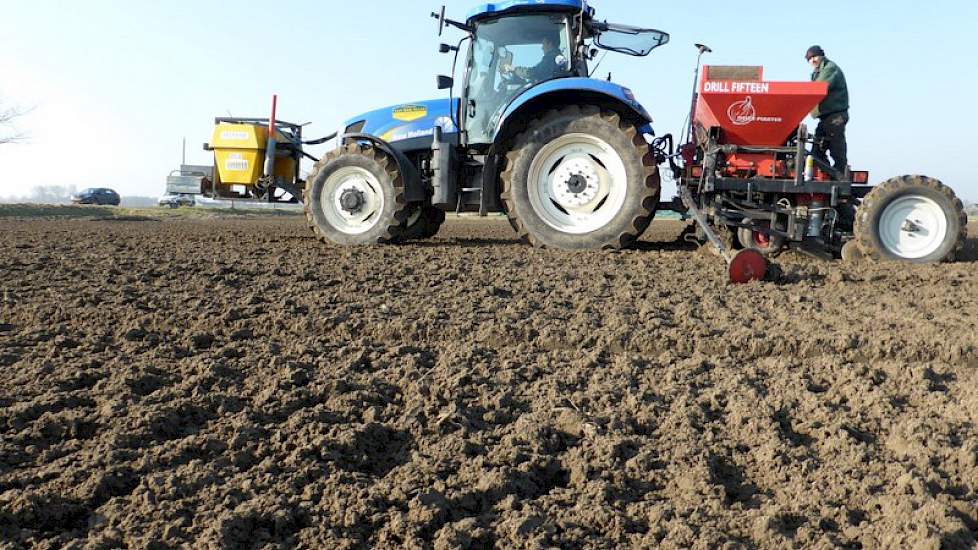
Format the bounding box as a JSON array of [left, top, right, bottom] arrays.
[[392, 105, 428, 122]]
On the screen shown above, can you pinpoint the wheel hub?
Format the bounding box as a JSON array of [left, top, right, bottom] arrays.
[[339, 188, 366, 214], [902, 219, 923, 234], [566, 174, 588, 194], [321, 166, 386, 236], [878, 195, 948, 259], [551, 158, 600, 208], [753, 230, 771, 247]]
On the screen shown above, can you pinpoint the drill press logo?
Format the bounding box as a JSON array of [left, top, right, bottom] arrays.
[[728, 96, 757, 126]]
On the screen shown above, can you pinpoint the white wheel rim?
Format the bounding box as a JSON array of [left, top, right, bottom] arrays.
[[527, 133, 629, 235], [320, 166, 385, 235], [878, 195, 948, 259]]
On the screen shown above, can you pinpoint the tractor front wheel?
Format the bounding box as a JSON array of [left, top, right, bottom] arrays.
[[855, 175, 966, 263], [500, 106, 659, 250], [304, 143, 409, 246]]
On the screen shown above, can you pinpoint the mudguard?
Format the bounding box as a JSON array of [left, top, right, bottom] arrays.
[[342, 133, 427, 203], [494, 78, 654, 143]]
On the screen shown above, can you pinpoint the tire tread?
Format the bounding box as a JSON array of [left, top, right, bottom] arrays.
[[499, 106, 660, 250], [303, 143, 407, 245], [854, 175, 966, 263]]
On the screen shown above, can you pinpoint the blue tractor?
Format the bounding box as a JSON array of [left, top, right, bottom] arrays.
[[305, 0, 671, 249]]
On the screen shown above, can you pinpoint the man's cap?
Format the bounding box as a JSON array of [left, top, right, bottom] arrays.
[[806, 45, 826, 60]]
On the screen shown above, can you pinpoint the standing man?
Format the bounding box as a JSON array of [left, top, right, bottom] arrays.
[[806, 46, 849, 172]]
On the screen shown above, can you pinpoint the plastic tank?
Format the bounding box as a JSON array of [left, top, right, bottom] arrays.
[[210, 123, 297, 186]]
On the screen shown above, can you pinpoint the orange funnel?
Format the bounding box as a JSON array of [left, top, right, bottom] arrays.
[[695, 66, 828, 147]]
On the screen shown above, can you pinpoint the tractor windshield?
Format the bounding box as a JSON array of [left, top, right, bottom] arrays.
[[592, 23, 669, 57], [464, 14, 572, 144]]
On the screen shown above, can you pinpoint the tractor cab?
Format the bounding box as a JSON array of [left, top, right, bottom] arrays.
[[443, 0, 670, 146], [464, 12, 577, 143]]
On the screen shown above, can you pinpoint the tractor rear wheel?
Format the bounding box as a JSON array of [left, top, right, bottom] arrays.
[[855, 175, 966, 263], [304, 143, 409, 246], [500, 106, 660, 250], [401, 205, 446, 241]]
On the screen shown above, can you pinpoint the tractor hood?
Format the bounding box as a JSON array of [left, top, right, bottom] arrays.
[[343, 98, 460, 147]]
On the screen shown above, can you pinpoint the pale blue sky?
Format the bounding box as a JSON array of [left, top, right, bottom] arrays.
[[0, 0, 974, 201]]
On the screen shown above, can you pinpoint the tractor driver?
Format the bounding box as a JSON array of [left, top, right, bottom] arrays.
[[501, 35, 567, 83], [806, 46, 850, 173]]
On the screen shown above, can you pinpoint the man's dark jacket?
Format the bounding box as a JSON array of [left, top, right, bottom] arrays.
[[811, 59, 849, 119]]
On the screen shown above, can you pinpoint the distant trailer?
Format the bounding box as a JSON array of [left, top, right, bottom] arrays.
[[165, 165, 213, 195]]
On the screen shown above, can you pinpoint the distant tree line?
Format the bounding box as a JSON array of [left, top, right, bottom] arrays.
[[0, 185, 78, 205], [0, 101, 27, 145]]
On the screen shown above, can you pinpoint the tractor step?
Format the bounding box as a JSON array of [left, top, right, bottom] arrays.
[[457, 187, 483, 214]]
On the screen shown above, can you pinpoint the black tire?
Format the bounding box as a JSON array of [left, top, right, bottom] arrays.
[[400, 206, 446, 241], [500, 105, 660, 250], [855, 175, 966, 263], [304, 143, 409, 246]]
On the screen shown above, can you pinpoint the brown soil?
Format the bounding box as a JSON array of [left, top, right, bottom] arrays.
[[1, 217, 976, 549]]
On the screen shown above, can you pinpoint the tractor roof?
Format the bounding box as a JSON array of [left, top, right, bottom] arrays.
[[466, 0, 585, 24]]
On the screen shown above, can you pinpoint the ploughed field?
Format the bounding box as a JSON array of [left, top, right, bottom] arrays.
[[1, 216, 977, 549]]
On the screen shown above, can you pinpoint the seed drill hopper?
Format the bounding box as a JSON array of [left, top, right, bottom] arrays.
[[659, 56, 966, 281]]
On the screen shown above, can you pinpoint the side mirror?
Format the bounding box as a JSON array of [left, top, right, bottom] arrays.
[[431, 6, 446, 37], [437, 75, 454, 90], [439, 43, 457, 54]]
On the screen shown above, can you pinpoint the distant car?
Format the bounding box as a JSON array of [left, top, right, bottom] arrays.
[[72, 188, 121, 206], [158, 193, 196, 209]]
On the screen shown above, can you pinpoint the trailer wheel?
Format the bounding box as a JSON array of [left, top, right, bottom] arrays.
[[401, 205, 446, 241], [736, 218, 785, 256], [500, 106, 659, 249], [855, 175, 966, 263], [304, 143, 408, 246]]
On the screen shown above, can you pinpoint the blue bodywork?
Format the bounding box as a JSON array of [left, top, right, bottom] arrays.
[[495, 78, 652, 138], [342, 0, 655, 150], [344, 98, 460, 147], [466, 0, 585, 23], [345, 76, 652, 150]]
